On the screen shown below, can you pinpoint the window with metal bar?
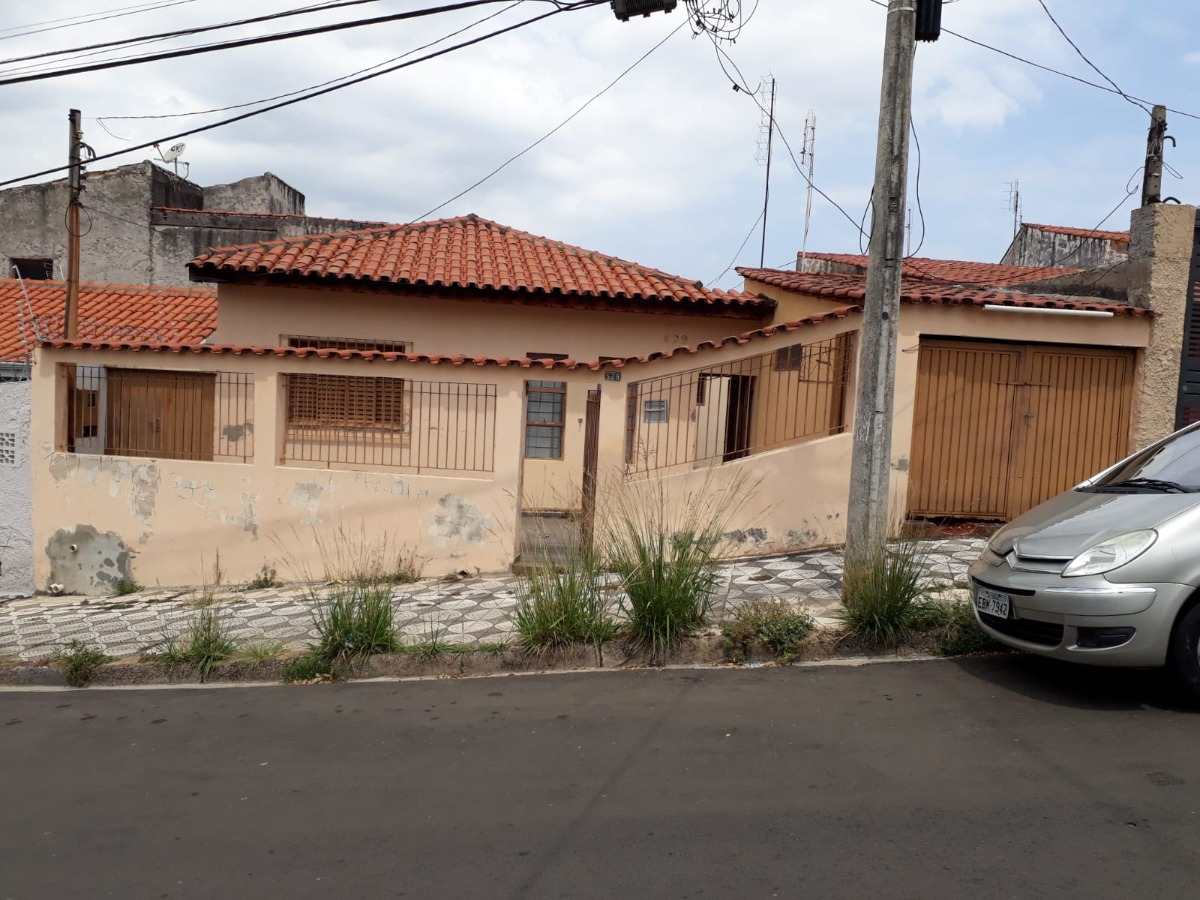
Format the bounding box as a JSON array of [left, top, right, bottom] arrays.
[[62, 366, 254, 463], [282, 374, 496, 474], [623, 331, 854, 474], [525, 380, 566, 460]]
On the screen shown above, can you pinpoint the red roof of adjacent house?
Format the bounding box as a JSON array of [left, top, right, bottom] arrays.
[[40, 306, 858, 370], [0, 279, 217, 362], [1023, 223, 1130, 244], [793, 252, 1081, 286], [737, 269, 1152, 317], [189, 214, 770, 316]]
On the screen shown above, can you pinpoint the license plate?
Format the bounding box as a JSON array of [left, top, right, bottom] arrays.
[[974, 587, 1011, 618]]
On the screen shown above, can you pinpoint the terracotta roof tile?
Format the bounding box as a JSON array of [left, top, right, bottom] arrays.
[[793, 252, 1081, 286], [189, 214, 769, 314], [1, 278, 217, 363], [737, 270, 1152, 317], [40, 306, 858, 370], [1023, 223, 1130, 244]]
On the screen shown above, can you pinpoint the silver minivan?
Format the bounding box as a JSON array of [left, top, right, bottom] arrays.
[[969, 422, 1200, 696]]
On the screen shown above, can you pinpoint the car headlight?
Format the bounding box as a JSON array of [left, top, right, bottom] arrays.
[[1062, 530, 1157, 577]]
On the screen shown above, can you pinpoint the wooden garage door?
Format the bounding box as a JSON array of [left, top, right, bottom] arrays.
[[908, 340, 1135, 521]]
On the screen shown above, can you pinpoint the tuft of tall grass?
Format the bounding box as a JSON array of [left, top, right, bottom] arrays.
[[603, 471, 753, 659], [838, 539, 931, 646], [279, 523, 424, 587], [514, 549, 617, 654], [157, 608, 236, 680], [310, 583, 400, 670], [55, 641, 112, 687]]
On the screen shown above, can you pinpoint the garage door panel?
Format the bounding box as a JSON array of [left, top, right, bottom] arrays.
[[909, 340, 1134, 521], [908, 343, 1019, 518], [1010, 349, 1134, 516]]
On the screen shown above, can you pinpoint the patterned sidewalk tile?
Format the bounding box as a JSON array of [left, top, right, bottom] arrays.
[[0, 539, 987, 661]]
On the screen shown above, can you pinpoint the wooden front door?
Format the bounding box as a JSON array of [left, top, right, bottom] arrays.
[[908, 340, 1135, 521]]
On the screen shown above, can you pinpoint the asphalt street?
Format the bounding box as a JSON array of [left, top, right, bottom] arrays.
[[3, 657, 1199, 900]]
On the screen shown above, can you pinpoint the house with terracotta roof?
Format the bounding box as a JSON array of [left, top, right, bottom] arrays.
[[21, 204, 1197, 594], [0, 278, 216, 597]]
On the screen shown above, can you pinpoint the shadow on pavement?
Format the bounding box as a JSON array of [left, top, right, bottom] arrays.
[[948, 652, 1199, 713]]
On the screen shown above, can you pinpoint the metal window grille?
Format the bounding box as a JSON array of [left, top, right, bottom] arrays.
[[624, 332, 854, 474], [64, 366, 254, 463], [525, 380, 566, 460], [283, 374, 496, 474], [284, 335, 413, 353]]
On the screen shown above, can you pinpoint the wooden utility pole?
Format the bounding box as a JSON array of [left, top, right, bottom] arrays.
[[844, 0, 918, 563], [1141, 104, 1168, 206], [758, 77, 776, 268], [64, 108, 83, 339]]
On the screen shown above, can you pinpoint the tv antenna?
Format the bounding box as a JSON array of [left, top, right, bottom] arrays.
[[154, 141, 189, 178], [798, 110, 817, 262], [1004, 179, 1021, 237]]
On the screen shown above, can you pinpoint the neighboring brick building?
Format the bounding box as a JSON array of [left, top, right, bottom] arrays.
[[0, 162, 385, 288]]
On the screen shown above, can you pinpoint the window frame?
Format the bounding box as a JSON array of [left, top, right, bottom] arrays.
[[642, 398, 669, 424], [524, 380, 566, 460]]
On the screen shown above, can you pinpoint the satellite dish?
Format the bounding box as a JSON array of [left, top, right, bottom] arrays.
[[160, 142, 186, 163]]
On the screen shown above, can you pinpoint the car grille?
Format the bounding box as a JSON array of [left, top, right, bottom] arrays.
[[979, 612, 1064, 647]]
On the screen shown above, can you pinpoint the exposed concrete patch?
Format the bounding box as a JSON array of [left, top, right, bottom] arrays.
[[430, 495, 492, 545], [724, 528, 768, 546], [45, 525, 132, 595], [221, 422, 253, 443]]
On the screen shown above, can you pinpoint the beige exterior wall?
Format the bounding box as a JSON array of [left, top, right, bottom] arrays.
[[31, 350, 527, 592], [209, 283, 765, 362], [1125, 203, 1197, 447]]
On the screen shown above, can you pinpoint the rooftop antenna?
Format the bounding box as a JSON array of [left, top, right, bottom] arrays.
[[154, 141, 189, 179], [798, 110, 817, 262], [1004, 179, 1021, 237], [756, 75, 777, 268]]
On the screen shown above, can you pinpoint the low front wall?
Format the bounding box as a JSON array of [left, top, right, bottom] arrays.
[[30, 350, 525, 593]]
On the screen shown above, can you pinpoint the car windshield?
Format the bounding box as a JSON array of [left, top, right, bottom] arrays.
[[1082, 426, 1200, 492]]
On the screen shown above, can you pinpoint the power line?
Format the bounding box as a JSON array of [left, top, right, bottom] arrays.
[[864, 0, 1200, 120], [0, 0, 199, 43], [0, 0, 580, 87], [410, 16, 685, 222], [1032, 0, 1149, 114], [0, 3, 601, 191], [709, 39, 869, 242], [95, 1, 524, 130], [0, 0, 386, 69], [708, 209, 766, 287]]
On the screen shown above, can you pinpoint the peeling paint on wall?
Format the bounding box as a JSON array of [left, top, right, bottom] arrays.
[[291, 482, 324, 524], [172, 475, 217, 504], [221, 422, 254, 443], [429, 494, 491, 545], [45, 525, 132, 595], [47, 453, 161, 523]]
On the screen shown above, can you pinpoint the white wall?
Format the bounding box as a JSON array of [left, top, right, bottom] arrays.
[[0, 379, 33, 597]]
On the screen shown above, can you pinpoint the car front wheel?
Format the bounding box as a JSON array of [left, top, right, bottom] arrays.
[[1168, 602, 1200, 699]]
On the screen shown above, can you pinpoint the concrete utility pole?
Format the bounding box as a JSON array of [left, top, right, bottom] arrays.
[[844, 0, 918, 563], [64, 108, 83, 340], [1141, 104, 1168, 207]]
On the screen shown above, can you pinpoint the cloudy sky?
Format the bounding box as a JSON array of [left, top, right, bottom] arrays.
[[1, 0, 1196, 290]]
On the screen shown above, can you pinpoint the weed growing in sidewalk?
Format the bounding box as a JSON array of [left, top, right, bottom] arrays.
[[514, 549, 616, 654], [281, 654, 335, 683], [910, 599, 1000, 656], [237, 641, 286, 663], [246, 565, 280, 591], [838, 539, 930, 647], [55, 641, 112, 687], [309, 583, 399, 671], [722, 599, 815, 664], [155, 608, 236, 680], [113, 578, 141, 597], [401, 620, 455, 661], [605, 472, 752, 659]]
